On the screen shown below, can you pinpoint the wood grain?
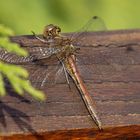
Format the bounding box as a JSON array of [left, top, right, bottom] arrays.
[[0, 29, 140, 139]]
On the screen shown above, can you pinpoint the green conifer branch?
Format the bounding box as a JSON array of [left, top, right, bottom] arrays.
[[0, 24, 46, 101]]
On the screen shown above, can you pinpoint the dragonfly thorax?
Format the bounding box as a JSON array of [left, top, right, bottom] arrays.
[[57, 45, 79, 61]]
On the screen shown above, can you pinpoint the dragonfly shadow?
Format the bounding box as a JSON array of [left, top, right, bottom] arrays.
[[0, 101, 31, 130], [4, 78, 31, 104], [0, 80, 41, 136], [0, 101, 46, 140]]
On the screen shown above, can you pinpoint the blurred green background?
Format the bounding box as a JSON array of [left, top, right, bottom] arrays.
[[0, 0, 140, 35]]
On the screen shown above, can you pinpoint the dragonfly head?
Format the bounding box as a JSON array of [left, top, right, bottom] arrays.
[[43, 24, 61, 39]]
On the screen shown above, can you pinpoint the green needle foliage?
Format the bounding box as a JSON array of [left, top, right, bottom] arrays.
[[0, 24, 46, 101]]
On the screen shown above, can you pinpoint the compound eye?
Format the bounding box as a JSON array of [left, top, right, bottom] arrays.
[[45, 30, 49, 35]]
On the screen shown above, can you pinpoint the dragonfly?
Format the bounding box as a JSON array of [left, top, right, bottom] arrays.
[[0, 16, 107, 130]]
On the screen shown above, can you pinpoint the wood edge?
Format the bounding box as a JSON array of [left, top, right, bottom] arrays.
[[1, 125, 140, 140]]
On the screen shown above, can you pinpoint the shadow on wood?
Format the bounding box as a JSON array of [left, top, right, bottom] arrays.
[[0, 29, 140, 139]]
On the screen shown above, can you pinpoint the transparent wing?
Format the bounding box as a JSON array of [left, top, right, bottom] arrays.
[[70, 16, 121, 80], [70, 16, 107, 43], [0, 47, 61, 64], [77, 16, 107, 32], [24, 61, 66, 89], [0, 46, 67, 89], [0, 47, 35, 63]]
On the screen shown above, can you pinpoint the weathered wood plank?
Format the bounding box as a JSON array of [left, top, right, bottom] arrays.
[[10, 29, 140, 47], [0, 29, 139, 139], [2, 82, 140, 103]]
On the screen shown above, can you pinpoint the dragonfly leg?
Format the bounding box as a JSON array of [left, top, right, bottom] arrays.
[[31, 31, 48, 43], [61, 60, 71, 89], [56, 55, 71, 89]]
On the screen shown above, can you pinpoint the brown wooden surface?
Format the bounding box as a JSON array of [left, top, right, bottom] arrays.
[[0, 29, 140, 139]]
